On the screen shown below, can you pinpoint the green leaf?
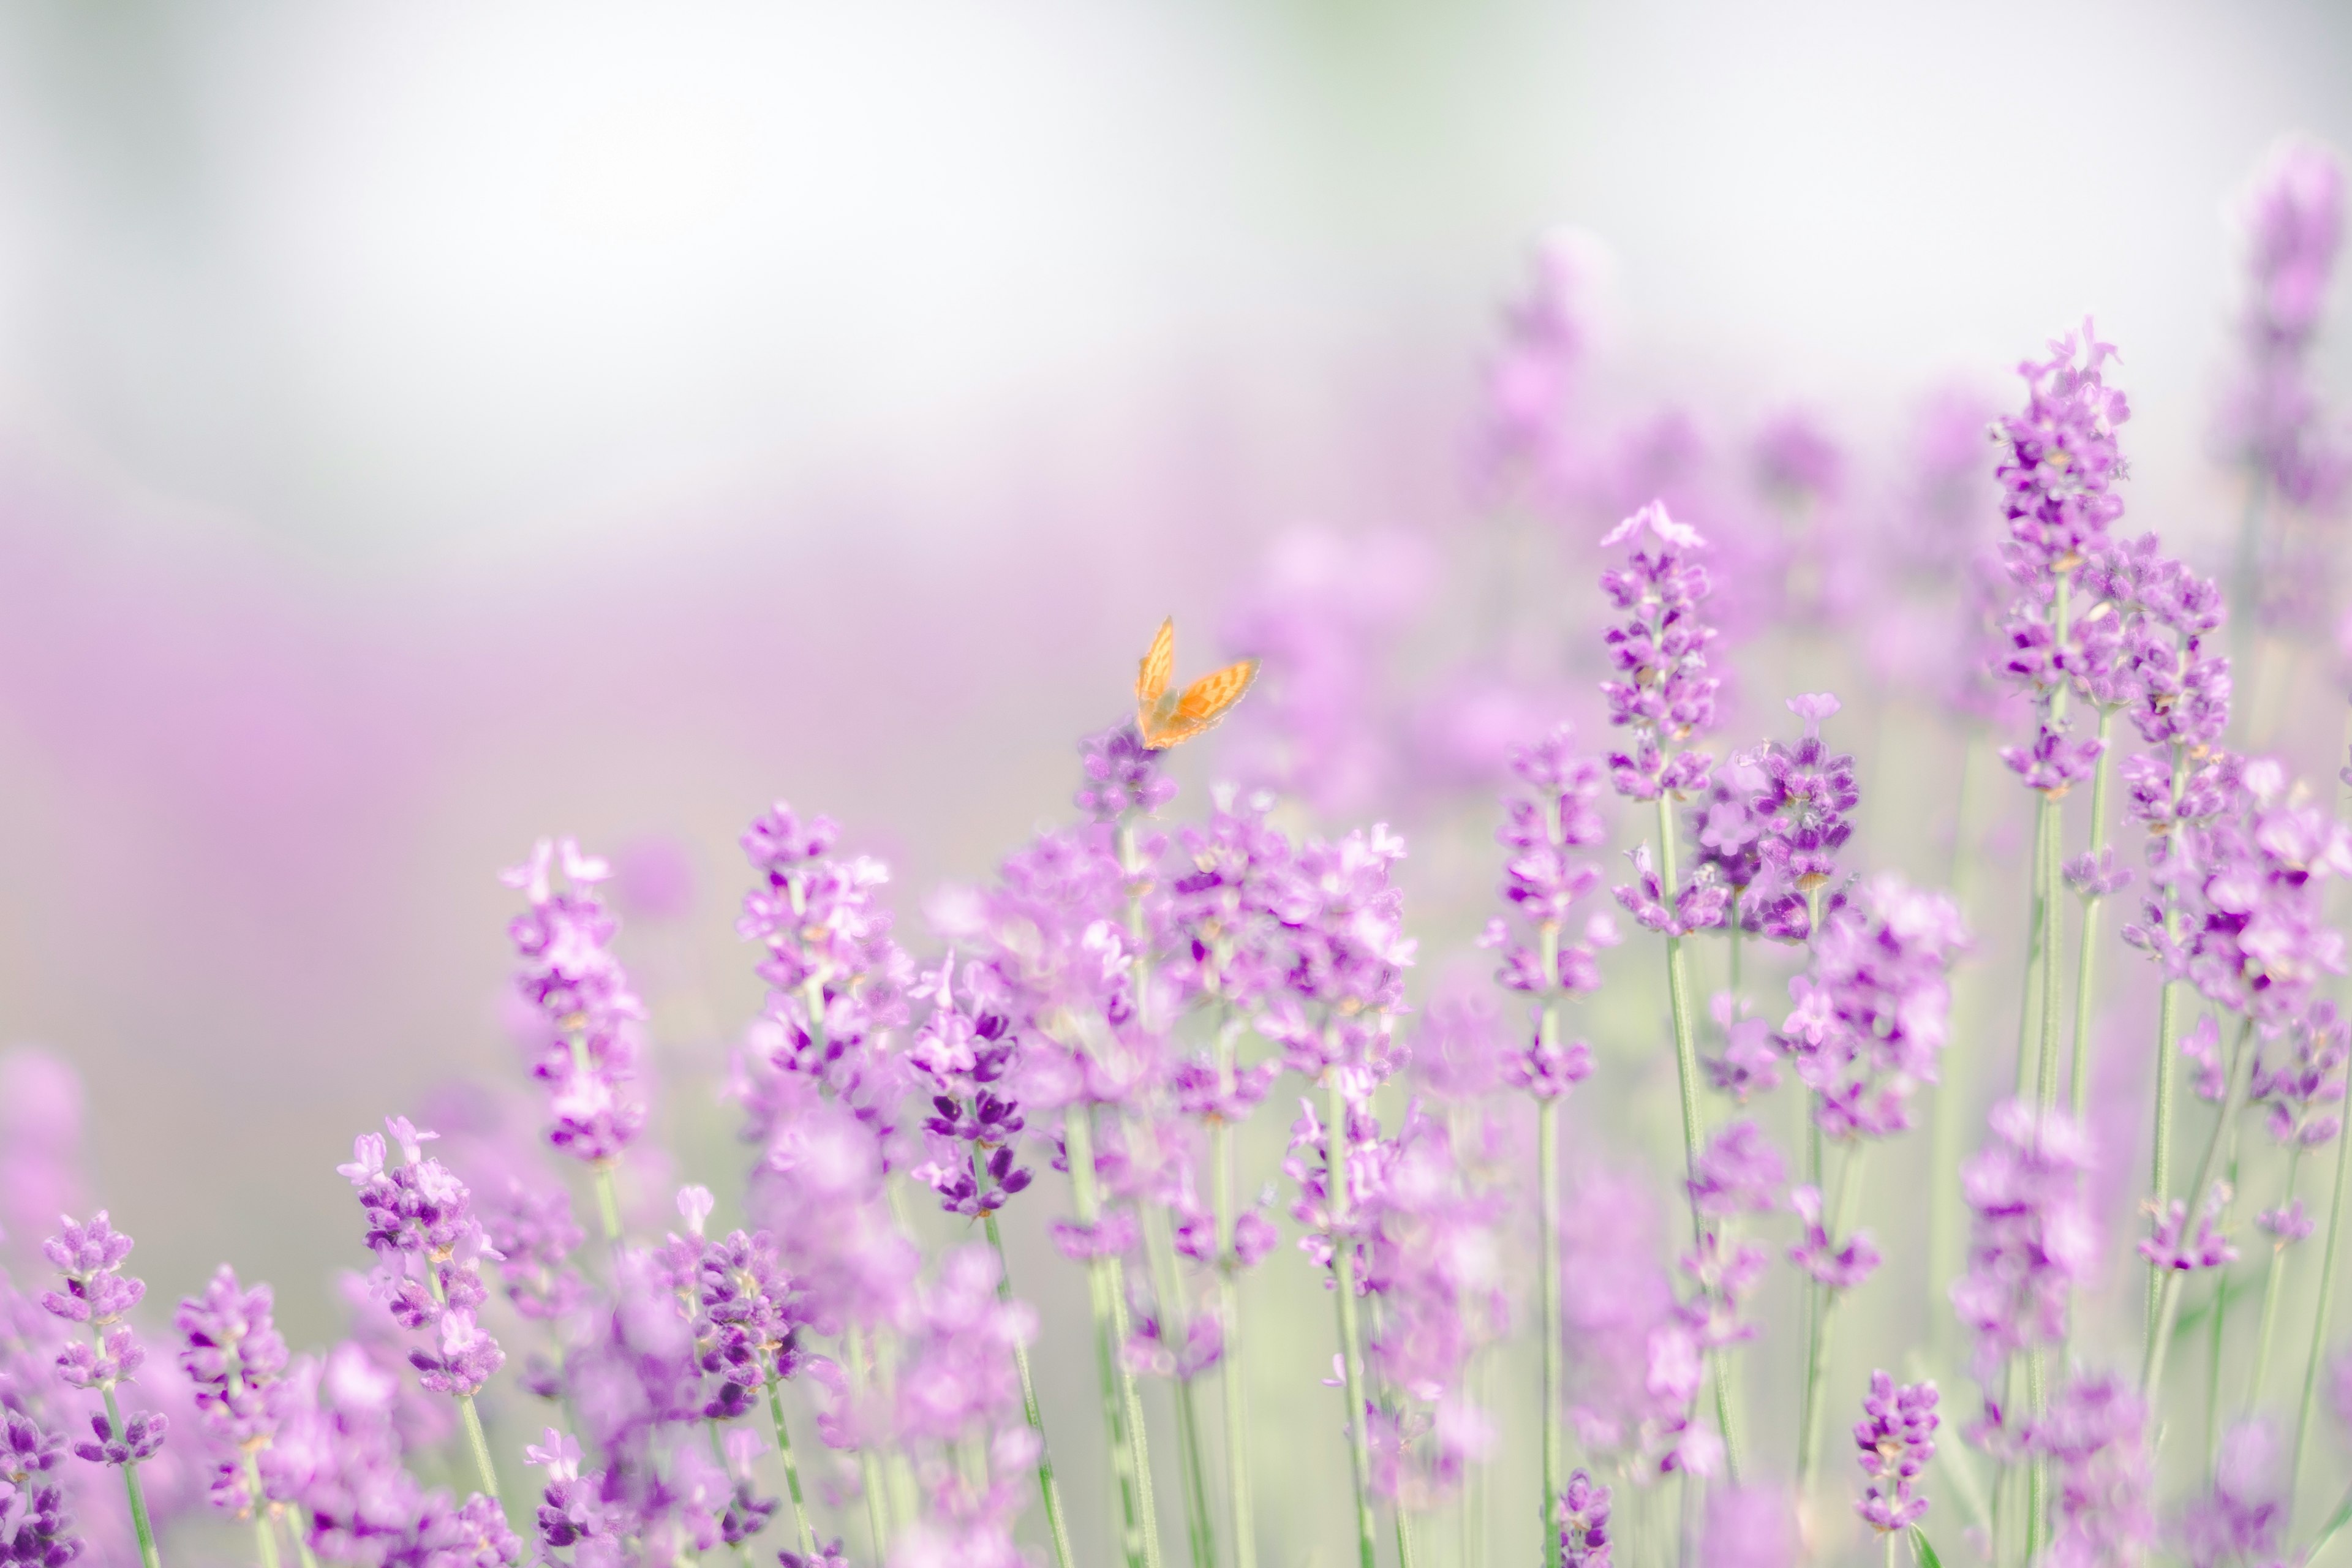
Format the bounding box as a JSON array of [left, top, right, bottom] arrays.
[[1909, 1525, 1945, 1568]]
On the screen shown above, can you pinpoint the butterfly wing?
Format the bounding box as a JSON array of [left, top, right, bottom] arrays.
[[1136, 617, 1176, 710], [1140, 658, 1259, 750]]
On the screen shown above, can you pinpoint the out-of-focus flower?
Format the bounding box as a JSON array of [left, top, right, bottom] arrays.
[[502, 835, 649, 1164], [1696, 1483, 1797, 1568], [1853, 1371, 1937, 1534], [1951, 1101, 2095, 1381], [2028, 1375, 2154, 1568], [2176, 1420, 2288, 1568]]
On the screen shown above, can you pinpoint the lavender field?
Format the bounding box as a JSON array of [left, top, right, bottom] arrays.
[[2, 7, 2351, 1567]]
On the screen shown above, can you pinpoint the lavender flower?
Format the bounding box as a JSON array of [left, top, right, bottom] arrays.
[[2177, 1420, 2288, 1568], [1484, 725, 1614, 1096], [2220, 139, 2349, 516], [1743, 693, 1859, 938], [2029, 1375, 2154, 1568], [905, 956, 1034, 1218], [1695, 1483, 1797, 1568], [1256, 825, 1416, 1084], [1853, 1371, 1937, 1534], [736, 802, 913, 1110], [1776, 875, 1967, 1143], [1556, 1468, 1611, 1567], [1600, 500, 1721, 807], [2250, 998, 2350, 1147], [1951, 1100, 2095, 1381], [502, 836, 649, 1164], [1789, 1185, 1881, 1291], [0, 1409, 83, 1566], [40, 1215, 149, 1400], [337, 1117, 506, 1398], [173, 1267, 289, 1520]]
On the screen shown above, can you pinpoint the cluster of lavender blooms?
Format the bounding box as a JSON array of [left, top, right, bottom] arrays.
[[21, 134, 2352, 1568]]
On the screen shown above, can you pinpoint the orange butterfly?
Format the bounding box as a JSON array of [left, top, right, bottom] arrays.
[[1134, 617, 1259, 750]]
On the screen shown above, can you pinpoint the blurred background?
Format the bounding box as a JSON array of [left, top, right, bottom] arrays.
[[2, 2, 2351, 1547]]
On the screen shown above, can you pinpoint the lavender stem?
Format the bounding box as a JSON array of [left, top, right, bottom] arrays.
[[1326, 1070, 1379, 1568], [99, 1383, 162, 1568], [764, 1380, 820, 1559], [1651, 793, 1737, 1477], [2247, 1149, 2303, 1418], [2066, 710, 2116, 1125], [2143, 1016, 2255, 1411], [2290, 1086, 2351, 1515], [1537, 1086, 1564, 1568], [1066, 1106, 1158, 1568], [1211, 1017, 1258, 1568], [1140, 1197, 1218, 1568]]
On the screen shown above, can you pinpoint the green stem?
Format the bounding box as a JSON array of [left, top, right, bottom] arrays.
[[1537, 1089, 1564, 1568], [1326, 1072, 1379, 1568], [764, 1382, 818, 1558], [99, 1384, 162, 1568], [2292, 1099, 2352, 1515], [565, 1030, 627, 1248], [2143, 1016, 2256, 1411], [2239, 1152, 2295, 1420], [1069, 1107, 1157, 1568], [846, 1324, 893, 1563], [456, 1394, 502, 1506], [1396, 1504, 1419, 1568], [984, 1213, 1076, 1568], [1798, 1142, 1869, 1491], [1140, 1198, 1216, 1568], [1210, 1017, 1257, 1568], [2146, 745, 2190, 1341], [2032, 792, 2064, 1112], [2014, 801, 2051, 1102], [1652, 793, 1736, 1479], [288, 1509, 321, 1568], [2067, 712, 2115, 1125]]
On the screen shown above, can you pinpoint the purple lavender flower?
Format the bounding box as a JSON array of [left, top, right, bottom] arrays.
[[1775, 875, 1967, 1143], [1951, 1100, 2096, 1381], [478, 1180, 590, 1328], [1687, 1121, 1783, 1219], [40, 1214, 149, 1393], [2028, 1375, 2154, 1568], [1695, 1483, 1798, 1568], [1077, 723, 1177, 821], [1703, 993, 1782, 1102], [2250, 997, 2349, 1147], [1256, 824, 1417, 1083], [0, 1408, 83, 1566], [735, 802, 913, 1110], [337, 1117, 507, 1398], [2177, 1420, 2288, 1568], [1853, 1371, 1937, 1534], [1745, 694, 1859, 931], [502, 836, 649, 1163], [904, 955, 1034, 1218], [1556, 1468, 1611, 1567], [1789, 1185, 1881, 1291], [1600, 500, 1721, 806], [175, 1267, 290, 1519], [1687, 752, 1772, 928], [1996, 320, 2132, 594], [1476, 228, 1602, 501], [1484, 725, 1616, 1097], [2220, 139, 2349, 516]]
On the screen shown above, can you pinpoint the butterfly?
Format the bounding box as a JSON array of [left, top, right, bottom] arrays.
[[1134, 617, 1258, 750]]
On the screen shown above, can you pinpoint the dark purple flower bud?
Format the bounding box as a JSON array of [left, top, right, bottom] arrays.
[[72, 1411, 166, 1468]]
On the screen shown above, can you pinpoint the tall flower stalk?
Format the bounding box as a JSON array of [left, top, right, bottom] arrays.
[[43, 1212, 168, 1568], [1597, 498, 1736, 1469], [1483, 724, 1610, 1561]]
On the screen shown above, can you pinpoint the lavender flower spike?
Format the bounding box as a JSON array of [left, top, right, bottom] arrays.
[[1596, 496, 1735, 1477], [176, 1265, 295, 1557], [42, 1212, 164, 1568], [1853, 1371, 1937, 1534]]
